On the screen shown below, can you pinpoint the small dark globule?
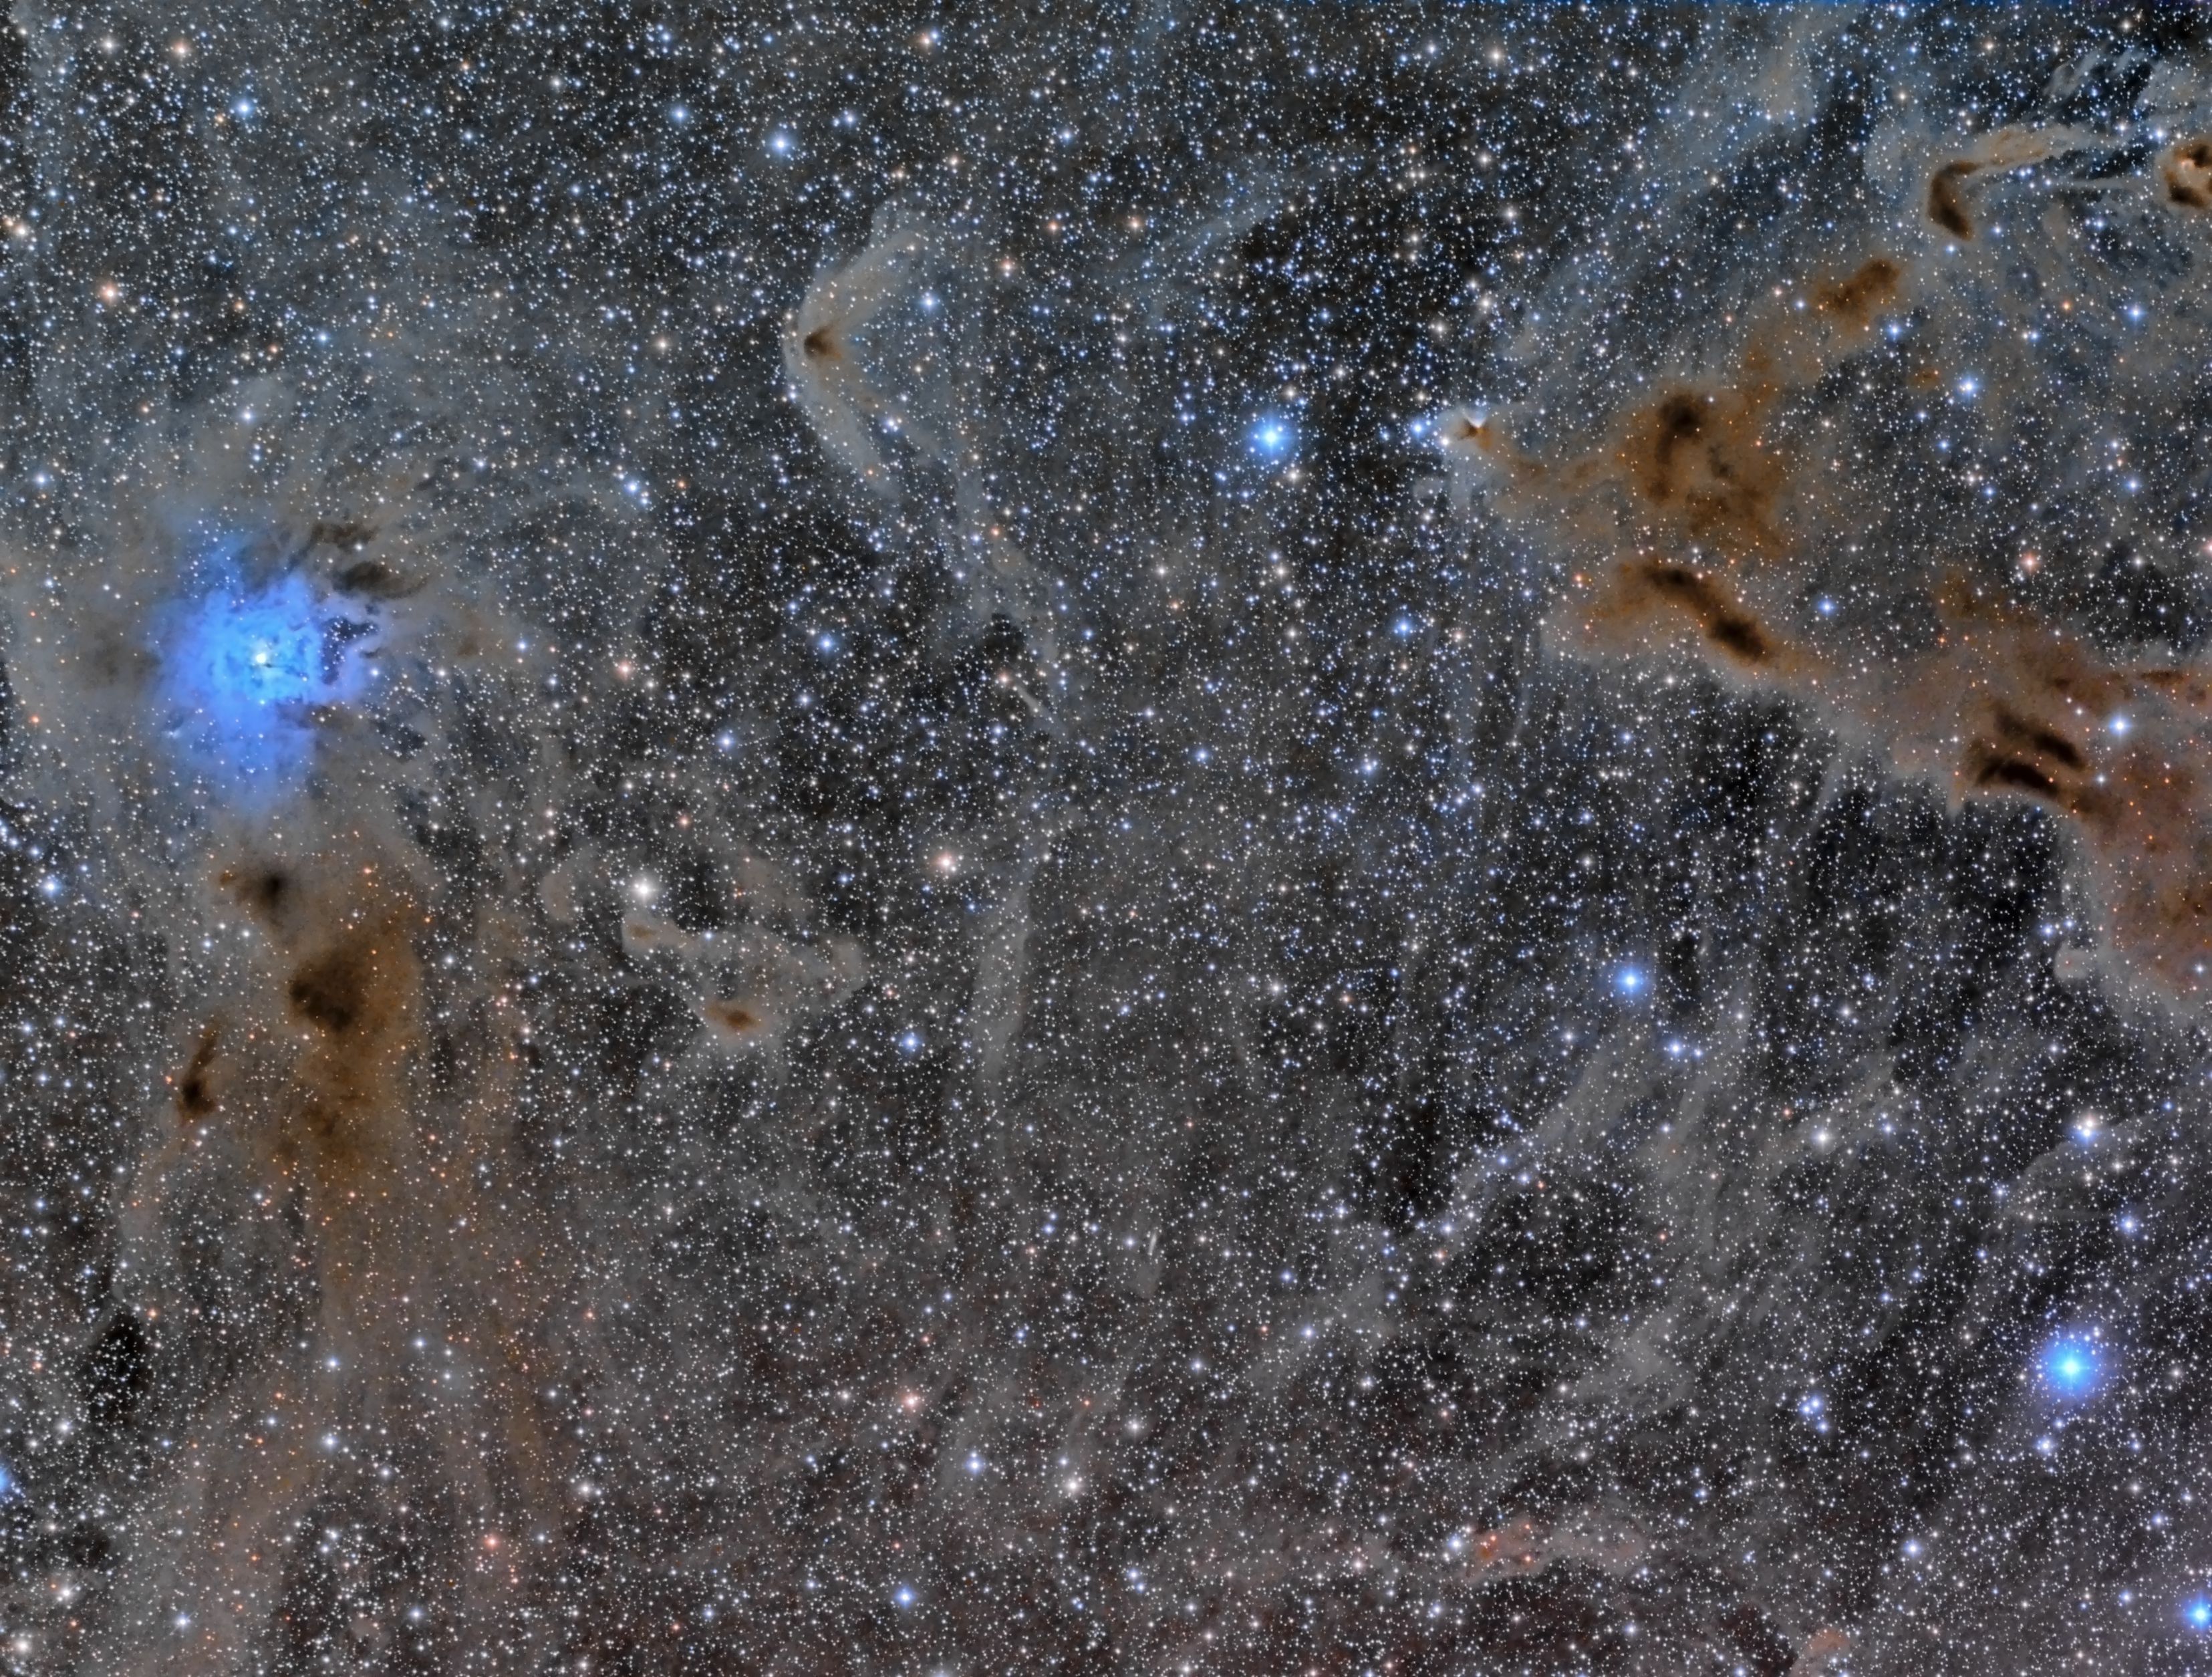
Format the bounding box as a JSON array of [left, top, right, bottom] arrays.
[[802, 326, 838, 360], [1647, 394, 1707, 498], [1709, 612, 1770, 664], [232, 866, 291, 922], [1635, 562, 1772, 666], [1928, 161, 1979, 239], [333, 558, 414, 599], [1813, 256, 1903, 324], [2165, 138, 2212, 209], [1972, 753, 2060, 800], [1623, 388, 1780, 552], [175, 1025, 220, 1121], [2138, 670, 2212, 706], [289, 945, 368, 1036], [705, 1000, 762, 1034], [1992, 706, 2086, 771]]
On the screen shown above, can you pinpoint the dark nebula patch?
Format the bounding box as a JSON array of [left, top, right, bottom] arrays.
[[1927, 159, 1981, 238]]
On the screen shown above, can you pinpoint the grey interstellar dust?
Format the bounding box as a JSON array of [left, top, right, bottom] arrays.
[[1, 4, 2211, 1675]]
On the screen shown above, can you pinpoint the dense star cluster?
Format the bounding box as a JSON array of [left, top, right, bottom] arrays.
[[0, 3, 2210, 1672]]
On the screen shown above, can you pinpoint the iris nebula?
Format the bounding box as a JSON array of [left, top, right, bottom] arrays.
[[153, 559, 378, 807]]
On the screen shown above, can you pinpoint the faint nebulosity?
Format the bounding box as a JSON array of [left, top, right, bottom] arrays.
[[3, 5, 2212, 1674]]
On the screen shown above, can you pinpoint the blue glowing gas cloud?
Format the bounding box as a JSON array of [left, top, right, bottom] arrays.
[[154, 564, 378, 807]]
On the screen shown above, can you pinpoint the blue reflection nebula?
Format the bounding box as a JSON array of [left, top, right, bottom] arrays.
[[156, 563, 377, 807], [2038, 1334, 2101, 1399]]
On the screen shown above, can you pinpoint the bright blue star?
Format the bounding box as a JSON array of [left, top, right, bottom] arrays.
[[1613, 965, 1647, 998], [2185, 1595, 2212, 1632], [1249, 416, 1294, 459], [2038, 1334, 2101, 1398]]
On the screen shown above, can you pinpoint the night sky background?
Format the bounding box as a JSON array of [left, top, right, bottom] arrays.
[[0, 3, 2207, 1673]]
